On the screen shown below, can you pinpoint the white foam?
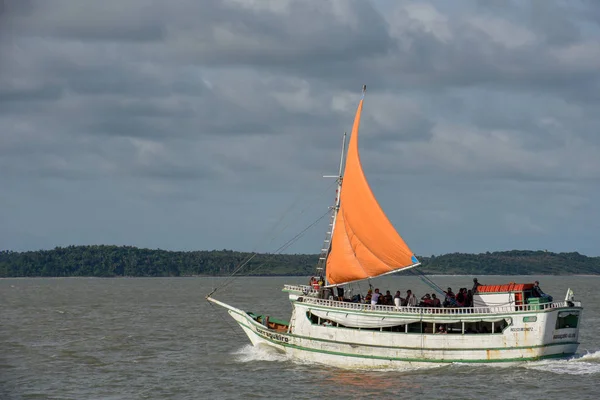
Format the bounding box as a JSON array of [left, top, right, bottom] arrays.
[[232, 344, 600, 374], [577, 350, 600, 361], [232, 344, 290, 363], [523, 351, 600, 375], [232, 345, 447, 371]]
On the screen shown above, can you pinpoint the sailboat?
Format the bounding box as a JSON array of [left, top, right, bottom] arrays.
[[207, 86, 583, 367]]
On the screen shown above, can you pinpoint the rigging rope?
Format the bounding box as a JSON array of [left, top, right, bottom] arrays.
[[206, 301, 244, 339], [206, 180, 337, 297], [230, 180, 336, 277], [207, 207, 332, 297], [408, 268, 460, 306]]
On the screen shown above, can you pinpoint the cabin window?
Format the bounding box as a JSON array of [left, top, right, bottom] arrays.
[[445, 322, 462, 334], [304, 312, 511, 334], [495, 318, 511, 333], [556, 311, 579, 329], [407, 322, 424, 333], [464, 321, 493, 334], [523, 316, 537, 323]]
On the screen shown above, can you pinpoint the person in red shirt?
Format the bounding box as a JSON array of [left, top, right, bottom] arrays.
[[431, 293, 441, 307]]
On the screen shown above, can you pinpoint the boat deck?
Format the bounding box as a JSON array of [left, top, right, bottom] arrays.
[[247, 312, 289, 332]]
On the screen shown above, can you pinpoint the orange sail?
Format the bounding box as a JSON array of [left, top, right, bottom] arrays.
[[326, 93, 419, 285]]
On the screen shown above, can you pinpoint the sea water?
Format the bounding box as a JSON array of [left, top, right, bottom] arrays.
[[1, 275, 599, 399]]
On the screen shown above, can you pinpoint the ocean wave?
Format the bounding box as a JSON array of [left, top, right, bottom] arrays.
[[523, 350, 600, 375]]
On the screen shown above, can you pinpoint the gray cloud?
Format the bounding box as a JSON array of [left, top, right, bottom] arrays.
[[1, 0, 599, 256]]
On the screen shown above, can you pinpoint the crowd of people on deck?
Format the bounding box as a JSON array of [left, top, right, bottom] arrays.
[[353, 278, 487, 308], [309, 276, 552, 308]]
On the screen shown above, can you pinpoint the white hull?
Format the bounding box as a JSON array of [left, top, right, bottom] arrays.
[[208, 296, 582, 368]]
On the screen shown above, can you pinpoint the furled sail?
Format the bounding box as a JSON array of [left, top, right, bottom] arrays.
[[326, 92, 419, 285]]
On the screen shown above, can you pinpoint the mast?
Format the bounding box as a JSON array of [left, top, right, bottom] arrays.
[[317, 85, 367, 286], [316, 131, 347, 284]]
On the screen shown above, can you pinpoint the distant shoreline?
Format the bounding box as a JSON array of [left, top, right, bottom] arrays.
[[2, 245, 599, 277]]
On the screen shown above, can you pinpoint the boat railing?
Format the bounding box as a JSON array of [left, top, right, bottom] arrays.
[[297, 297, 581, 315], [282, 284, 319, 295]]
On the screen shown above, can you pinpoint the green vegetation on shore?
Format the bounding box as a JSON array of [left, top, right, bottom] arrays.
[[1, 245, 599, 277]]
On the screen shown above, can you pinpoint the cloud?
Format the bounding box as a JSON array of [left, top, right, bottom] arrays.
[[0, 0, 599, 256]]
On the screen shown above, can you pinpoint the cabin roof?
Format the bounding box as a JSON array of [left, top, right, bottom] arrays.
[[477, 283, 534, 293]]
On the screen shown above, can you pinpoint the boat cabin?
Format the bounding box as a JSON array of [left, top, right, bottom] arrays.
[[474, 282, 549, 309]]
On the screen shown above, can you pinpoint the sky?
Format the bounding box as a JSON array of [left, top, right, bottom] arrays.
[[1, 0, 599, 257]]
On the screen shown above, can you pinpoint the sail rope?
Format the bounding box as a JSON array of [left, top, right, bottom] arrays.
[[205, 178, 336, 298], [206, 300, 245, 339], [231, 179, 338, 275], [408, 268, 460, 306], [207, 208, 332, 297], [409, 268, 445, 294]]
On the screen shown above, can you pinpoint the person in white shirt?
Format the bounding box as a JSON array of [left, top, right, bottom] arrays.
[[394, 291, 403, 309], [371, 288, 381, 307], [405, 290, 417, 307]]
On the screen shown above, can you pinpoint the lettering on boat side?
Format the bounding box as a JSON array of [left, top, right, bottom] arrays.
[[256, 327, 289, 343], [510, 327, 534, 332], [553, 333, 576, 340]]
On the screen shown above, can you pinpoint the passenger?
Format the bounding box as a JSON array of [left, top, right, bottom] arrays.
[[456, 288, 466, 306], [311, 277, 320, 291], [437, 325, 447, 334], [466, 289, 474, 308], [371, 288, 381, 307], [394, 291, 403, 309], [365, 289, 372, 303], [383, 290, 393, 305], [405, 290, 417, 307], [431, 293, 441, 307], [420, 294, 433, 307], [336, 285, 345, 301], [472, 278, 483, 293], [443, 287, 455, 307]]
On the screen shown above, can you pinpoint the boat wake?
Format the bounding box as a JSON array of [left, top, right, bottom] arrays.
[[578, 350, 600, 361], [232, 344, 290, 363], [522, 350, 600, 375], [231, 344, 600, 374]]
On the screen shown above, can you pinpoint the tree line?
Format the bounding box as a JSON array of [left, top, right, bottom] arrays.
[[1, 245, 599, 277]]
